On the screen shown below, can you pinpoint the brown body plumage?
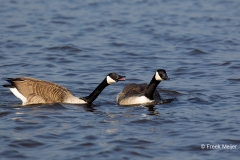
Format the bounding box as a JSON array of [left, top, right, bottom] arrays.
[[2, 73, 126, 105], [4, 77, 83, 105]]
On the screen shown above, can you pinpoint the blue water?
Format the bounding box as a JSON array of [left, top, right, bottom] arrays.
[[0, 0, 240, 159]]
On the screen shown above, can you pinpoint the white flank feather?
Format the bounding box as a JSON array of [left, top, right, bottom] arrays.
[[9, 88, 27, 104]]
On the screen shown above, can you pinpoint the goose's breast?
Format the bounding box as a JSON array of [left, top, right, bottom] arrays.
[[63, 96, 87, 104], [119, 96, 153, 105]]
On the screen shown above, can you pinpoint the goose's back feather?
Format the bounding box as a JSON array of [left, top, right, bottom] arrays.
[[6, 77, 81, 105]]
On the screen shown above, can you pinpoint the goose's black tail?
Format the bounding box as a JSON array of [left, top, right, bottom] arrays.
[[2, 77, 15, 88]]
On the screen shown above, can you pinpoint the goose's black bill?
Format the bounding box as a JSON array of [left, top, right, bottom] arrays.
[[118, 75, 126, 81]]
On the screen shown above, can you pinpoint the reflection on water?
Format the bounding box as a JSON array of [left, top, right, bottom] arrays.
[[1, 0, 240, 159]]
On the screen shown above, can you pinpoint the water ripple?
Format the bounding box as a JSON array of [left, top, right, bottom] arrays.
[[45, 45, 82, 53], [9, 139, 44, 148]]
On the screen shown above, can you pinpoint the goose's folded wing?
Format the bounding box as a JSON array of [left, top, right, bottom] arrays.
[[9, 77, 74, 102]]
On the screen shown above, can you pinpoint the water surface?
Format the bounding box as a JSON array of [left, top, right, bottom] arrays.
[[0, 0, 240, 159]]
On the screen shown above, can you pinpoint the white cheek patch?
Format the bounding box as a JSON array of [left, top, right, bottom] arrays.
[[9, 88, 27, 104], [155, 71, 163, 81], [106, 76, 117, 84]]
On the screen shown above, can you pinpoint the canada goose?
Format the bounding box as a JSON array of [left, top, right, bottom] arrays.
[[2, 73, 125, 105], [116, 69, 169, 105]]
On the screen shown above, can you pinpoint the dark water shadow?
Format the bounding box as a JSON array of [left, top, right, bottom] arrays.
[[145, 105, 159, 115], [4, 102, 97, 113], [30, 103, 67, 109]]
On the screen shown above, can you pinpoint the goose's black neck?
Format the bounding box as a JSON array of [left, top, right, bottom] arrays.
[[82, 78, 109, 104], [144, 76, 161, 100]]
